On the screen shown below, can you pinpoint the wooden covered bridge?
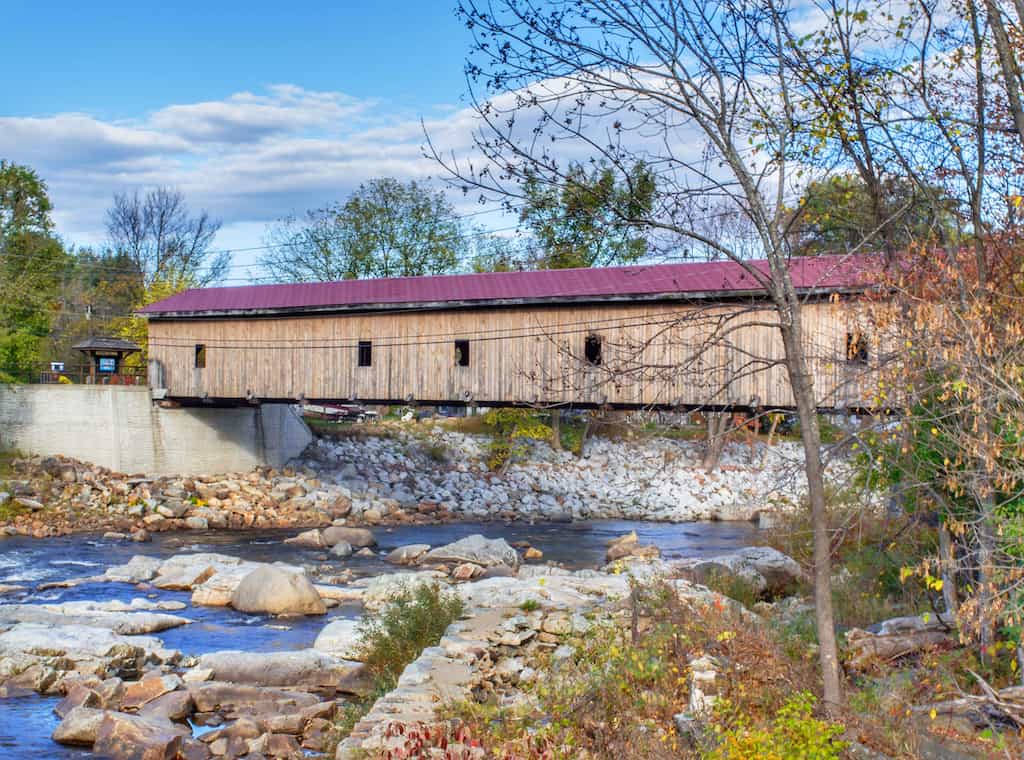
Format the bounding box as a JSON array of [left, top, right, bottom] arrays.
[[141, 256, 877, 412]]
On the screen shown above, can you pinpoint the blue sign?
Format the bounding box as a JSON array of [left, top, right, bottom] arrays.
[[98, 358, 116, 373]]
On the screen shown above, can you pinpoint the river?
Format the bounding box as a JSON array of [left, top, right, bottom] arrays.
[[0, 519, 758, 758]]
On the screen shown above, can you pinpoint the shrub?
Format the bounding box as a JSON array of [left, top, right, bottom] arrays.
[[481, 409, 551, 471], [709, 691, 847, 760], [325, 583, 466, 756], [356, 582, 465, 692], [700, 568, 763, 608]]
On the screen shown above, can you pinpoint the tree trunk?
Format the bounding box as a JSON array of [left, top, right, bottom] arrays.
[[550, 409, 562, 451], [938, 522, 960, 616], [977, 510, 997, 664], [702, 412, 730, 471], [781, 324, 843, 710]]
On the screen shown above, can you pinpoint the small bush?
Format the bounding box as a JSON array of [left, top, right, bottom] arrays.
[[357, 583, 465, 692], [325, 584, 466, 755], [709, 691, 847, 760], [519, 598, 540, 612], [0, 497, 27, 522], [700, 568, 763, 608]]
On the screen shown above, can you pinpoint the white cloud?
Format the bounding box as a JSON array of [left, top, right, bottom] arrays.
[[1, 85, 475, 249]]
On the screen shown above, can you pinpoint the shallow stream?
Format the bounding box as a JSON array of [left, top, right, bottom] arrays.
[[0, 519, 757, 758]]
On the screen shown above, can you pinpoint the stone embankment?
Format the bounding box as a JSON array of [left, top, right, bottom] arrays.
[[1, 427, 842, 538]]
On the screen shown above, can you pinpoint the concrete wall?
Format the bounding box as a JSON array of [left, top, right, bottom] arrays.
[[0, 385, 312, 476]]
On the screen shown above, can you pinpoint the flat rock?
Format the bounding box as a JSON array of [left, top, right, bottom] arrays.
[[104, 556, 163, 583], [385, 544, 430, 565], [313, 619, 363, 660], [138, 689, 195, 722], [197, 649, 370, 692], [0, 623, 173, 662], [422, 534, 520, 569], [121, 673, 183, 710], [0, 604, 190, 635], [188, 682, 319, 715]]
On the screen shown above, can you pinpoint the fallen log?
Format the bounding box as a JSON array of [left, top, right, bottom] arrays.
[[845, 627, 953, 670]]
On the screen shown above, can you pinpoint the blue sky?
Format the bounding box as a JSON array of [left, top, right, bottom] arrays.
[[1, 1, 503, 269], [3, 1, 470, 117]]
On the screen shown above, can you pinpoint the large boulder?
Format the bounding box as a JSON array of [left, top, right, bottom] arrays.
[[52, 706, 106, 746], [196, 650, 370, 693], [673, 546, 803, 596], [421, 535, 520, 569], [230, 566, 326, 616], [321, 526, 376, 548], [191, 565, 258, 607], [93, 711, 189, 760]]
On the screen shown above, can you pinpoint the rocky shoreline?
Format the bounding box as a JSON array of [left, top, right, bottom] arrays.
[[0, 427, 839, 540], [0, 521, 801, 759]]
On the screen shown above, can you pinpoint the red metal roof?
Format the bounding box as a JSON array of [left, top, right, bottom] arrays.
[[142, 255, 875, 316]]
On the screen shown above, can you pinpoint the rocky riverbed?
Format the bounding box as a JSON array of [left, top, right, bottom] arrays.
[[0, 521, 774, 759], [0, 428, 845, 540]]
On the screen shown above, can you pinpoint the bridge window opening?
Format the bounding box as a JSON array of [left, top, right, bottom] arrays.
[[454, 339, 470, 367], [357, 340, 373, 367], [846, 331, 868, 364], [194, 344, 206, 369], [584, 334, 602, 366]]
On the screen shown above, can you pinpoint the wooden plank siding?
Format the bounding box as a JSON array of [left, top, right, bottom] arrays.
[[146, 297, 877, 410]]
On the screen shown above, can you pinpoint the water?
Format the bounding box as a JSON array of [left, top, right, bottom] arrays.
[[0, 519, 757, 758]]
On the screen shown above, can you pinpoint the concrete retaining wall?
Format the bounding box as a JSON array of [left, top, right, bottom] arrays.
[[0, 385, 312, 476]]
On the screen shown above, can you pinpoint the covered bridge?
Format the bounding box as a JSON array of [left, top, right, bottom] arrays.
[[142, 256, 877, 411]]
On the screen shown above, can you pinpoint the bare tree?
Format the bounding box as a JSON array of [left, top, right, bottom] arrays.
[[434, 0, 849, 706], [106, 187, 226, 288]]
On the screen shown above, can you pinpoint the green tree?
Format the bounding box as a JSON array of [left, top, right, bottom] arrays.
[[519, 162, 656, 269], [44, 250, 144, 371], [787, 174, 952, 256], [261, 178, 466, 281], [0, 161, 68, 382]]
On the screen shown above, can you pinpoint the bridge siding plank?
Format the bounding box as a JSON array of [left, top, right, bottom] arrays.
[[146, 300, 873, 408]]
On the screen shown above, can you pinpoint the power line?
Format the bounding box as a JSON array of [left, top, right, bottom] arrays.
[[144, 308, 791, 352]]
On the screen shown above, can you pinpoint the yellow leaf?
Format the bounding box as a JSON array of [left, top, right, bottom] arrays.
[[929, 708, 937, 720]]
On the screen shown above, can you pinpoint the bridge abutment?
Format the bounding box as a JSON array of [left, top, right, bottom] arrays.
[[0, 385, 312, 475]]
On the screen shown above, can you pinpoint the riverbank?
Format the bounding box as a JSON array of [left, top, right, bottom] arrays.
[[0, 423, 848, 539]]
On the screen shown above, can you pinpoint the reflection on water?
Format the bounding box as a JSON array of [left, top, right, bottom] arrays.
[[0, 518, 758, 758]]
